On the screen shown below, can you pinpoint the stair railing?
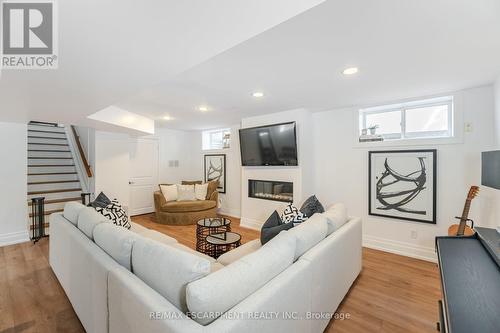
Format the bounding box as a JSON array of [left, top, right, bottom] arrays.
[[66, 125, 93, 194], [31, 197, 47, 242]]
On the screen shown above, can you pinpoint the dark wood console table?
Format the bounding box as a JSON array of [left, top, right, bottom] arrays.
[[435, 228, 500, 333]]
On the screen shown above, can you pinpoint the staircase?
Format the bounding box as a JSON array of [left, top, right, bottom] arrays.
[[27, 122, 84, 234]]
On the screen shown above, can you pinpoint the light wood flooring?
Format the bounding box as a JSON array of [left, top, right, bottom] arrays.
[[0, 214, 441, 333]]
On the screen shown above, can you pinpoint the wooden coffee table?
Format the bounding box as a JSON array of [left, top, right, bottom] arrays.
[[205, 232, 241, 259]]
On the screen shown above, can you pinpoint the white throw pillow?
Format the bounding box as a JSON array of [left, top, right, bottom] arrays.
[[177, 184, 196, 201], [194, 183, 208, 201], [160, 184, 178, 202], [322, 203, 348, 235]]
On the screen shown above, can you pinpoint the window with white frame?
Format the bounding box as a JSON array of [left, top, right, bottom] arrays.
[[202, 128, 231, 150], [359, 96, 453, 141]]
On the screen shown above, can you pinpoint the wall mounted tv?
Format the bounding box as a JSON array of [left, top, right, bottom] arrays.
[[239, 122, 298, 166]]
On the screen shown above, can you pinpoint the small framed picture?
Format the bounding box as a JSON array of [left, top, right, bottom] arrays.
[[369, 149, 437, 224]]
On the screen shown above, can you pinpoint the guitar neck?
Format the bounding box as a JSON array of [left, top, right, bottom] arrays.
[[458, 199, 472, 235]]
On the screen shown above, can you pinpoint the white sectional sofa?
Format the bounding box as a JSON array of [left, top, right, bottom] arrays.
[[49, 202, 362, 333]]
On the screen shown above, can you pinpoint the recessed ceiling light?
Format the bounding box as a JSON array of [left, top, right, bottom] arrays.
[[342, 67, 359, 75], [163, 116, 172, 120], [198, 106, 209, 112], [252, 92, 264, 98]]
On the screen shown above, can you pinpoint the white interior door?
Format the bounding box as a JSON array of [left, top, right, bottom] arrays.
[[129, 138, 159, 216]]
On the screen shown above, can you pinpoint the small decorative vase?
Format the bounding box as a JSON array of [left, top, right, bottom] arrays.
[[369, 128, 376, 135]]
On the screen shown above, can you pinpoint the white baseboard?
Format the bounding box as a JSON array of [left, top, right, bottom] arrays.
[[363, 234, 437, 262], [0, 230, 30, 247], [240, 217, 262, 231], [217, 208, 241, 219]]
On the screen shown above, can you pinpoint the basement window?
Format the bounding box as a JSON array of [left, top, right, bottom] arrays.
[[358, 96, 453, 142], [202, 128, 231, 150]]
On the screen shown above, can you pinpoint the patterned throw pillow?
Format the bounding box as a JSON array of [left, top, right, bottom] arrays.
[[95, 199, 131, 229], [280, 204, 307, 225]]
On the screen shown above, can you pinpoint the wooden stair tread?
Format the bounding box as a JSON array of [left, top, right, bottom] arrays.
[[28, 164, 75, 167], [28, 143, 69, 146], [28, 188, 82, 195], [29, 209, 63, 218], [28, 136, 67, 140], [28, 157, 73, 160], [28, 172, 77, 175], [28, 197, 82, 205], [29, 223, 50, 230], [28, 180, 79, 185]]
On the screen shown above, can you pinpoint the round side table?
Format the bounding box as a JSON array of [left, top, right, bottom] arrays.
[[205, 232, 241, 259], [196, 217, 231, 254]]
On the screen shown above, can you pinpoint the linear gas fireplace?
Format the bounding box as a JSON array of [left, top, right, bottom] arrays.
[[248, 179, 293, 203]]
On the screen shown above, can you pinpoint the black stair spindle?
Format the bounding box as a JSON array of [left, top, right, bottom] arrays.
[[31, 197, 47, 243]]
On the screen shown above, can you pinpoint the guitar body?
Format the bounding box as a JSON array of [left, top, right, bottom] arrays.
[[447, 224, 475, 237]]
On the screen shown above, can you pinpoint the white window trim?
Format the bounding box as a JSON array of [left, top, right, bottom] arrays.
[[202, 128, 231, 151], [353, 92, 464, 148]]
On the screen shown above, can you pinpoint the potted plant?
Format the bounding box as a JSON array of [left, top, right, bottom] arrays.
[[368, 125, 379, 135]]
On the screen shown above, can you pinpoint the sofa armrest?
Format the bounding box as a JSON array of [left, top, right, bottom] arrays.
[[154, 191, 166, 211], [209, 190, 218, 203]]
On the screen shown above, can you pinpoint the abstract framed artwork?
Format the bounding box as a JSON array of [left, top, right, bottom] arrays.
[[368, 149, 437, 224], [204, 154, 226, 193]]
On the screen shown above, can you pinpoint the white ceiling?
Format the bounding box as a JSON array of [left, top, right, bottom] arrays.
[[0, 0, 324, 128], [117, 0, 500, 130]]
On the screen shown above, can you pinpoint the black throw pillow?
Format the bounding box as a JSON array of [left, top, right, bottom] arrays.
[[260, 210, 294, 245], [300, 195, 325, 218], [90, 192, 111, 208]]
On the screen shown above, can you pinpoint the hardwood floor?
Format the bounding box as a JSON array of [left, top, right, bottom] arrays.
[[0, 214, 441, 333]]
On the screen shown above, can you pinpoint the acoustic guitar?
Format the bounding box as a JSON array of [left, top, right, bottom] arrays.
[[447, 186, 479, 236]]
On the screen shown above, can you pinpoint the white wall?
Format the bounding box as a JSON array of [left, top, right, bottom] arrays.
[[313, 86, 496, 262], [495, 76, 500, 145], [0, 122, 29, 246]]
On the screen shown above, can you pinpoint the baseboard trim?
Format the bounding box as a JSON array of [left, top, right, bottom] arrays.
[[363, 234, 437, 262], [0, 230, 30, 247], [217, 208, 241, 219], [240, 217, 262, 231]]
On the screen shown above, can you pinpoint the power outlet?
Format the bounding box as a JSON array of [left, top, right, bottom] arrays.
[[411, 230, 418, 239]]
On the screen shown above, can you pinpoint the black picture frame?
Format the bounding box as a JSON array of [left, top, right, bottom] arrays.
[[368, 149, 437, 224], [204, 154, 226, 194]]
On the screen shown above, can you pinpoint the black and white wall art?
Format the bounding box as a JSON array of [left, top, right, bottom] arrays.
[[369, 150, 437, 224], [204, 154, 226, 193]]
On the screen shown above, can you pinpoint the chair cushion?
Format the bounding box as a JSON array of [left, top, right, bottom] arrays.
[[140, 229, 178, 245], [63, 202, 86, 225], [177, 185, 196, 201], [160, 200, 216, 213], [286, 213, 328, 260], [217, 239, 262, 266], [93, 223, 141, 270], [160, 184, 178, 202], [77, 207, 111, 240], [132, 238, 211, 312], [186, 231, 296, 325], [195, 183, 208, 201], [260, 210, 293, 245], [181, 180, 202, 185], [321, 203, 348, 235]]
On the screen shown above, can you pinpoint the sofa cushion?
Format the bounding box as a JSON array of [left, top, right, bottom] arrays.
[[206, 180, 219, 200], [177, 185, 196, 201], [160, 184, 178, 202], [217, 239, 262, 266], [322, 203, 348, 235], [129, 221, 149, 234], [186, 231, 296, 325], [261, 210, 294, 245], [93, 223, 140, 270], [161, 200, 216, 213], [181, 180, 202, 185], [77, 207, 111, 240], [140, 229, 178, 245], [287, 213, 328, 260], [194, 183, 208, 201], [169, 243, 216, 263], [300, 195, 325, 218], [132, 239, 211, 312], [63, 202, 85, 225]]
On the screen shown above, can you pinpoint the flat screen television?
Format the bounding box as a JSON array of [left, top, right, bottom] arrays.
[[239, 122, 298, 166], [482, 150, 500, 190]]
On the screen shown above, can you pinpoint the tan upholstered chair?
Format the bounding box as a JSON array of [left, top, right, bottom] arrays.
[[153, 180, 219, 225]]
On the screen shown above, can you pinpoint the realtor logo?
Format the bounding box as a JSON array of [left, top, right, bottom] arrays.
[[1, 0, 58, 69]]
